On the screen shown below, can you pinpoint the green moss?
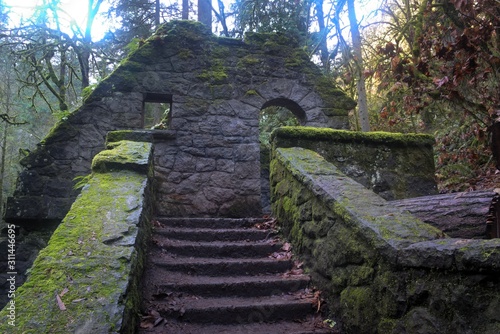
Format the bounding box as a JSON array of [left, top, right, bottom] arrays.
[[120, 60, 144, 72], [156, 20, 211, 42], [178, 48, 194, 59], [197, 56, 229, 85], [285, 50, 309, 68], [198, 68, 228, 84], [92, 140, 152, 173], [245, 89, 259, 96], [378, 317, 398, 333], [0, 168, 150, 333], [39, 114, 79, 146], [273, 126, 435, 148], [245, 32, 299, 48], [238, 55, 261, 68], [340, 286, 378, 331], [211, 45, 231, 59], [315, 76, 356, 110]]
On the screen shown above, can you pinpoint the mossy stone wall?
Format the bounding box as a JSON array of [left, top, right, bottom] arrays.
[[271, 147, 500, 333], [272, 127, 437, 200], [5, 20, 355, 223], [0, 139, 154, 333]]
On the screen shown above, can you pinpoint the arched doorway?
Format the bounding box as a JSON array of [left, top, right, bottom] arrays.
[[260, 98, 305, 213]]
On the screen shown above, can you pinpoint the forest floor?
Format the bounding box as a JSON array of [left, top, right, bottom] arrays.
[[459, 167, 500, 193]]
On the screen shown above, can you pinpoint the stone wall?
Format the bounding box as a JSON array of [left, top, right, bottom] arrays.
[[0, 138, 154, 333], [5, 92, 144, 224], [5, 20, 355, 224], [271, 127, 437, 200], [271, 147, 500, 334]]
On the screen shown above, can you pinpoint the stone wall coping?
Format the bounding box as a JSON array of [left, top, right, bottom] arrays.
[[275, 147, 500, 272], [106, 130, 176, 144], [272, 126, 435, 148], [0, 140, 154, 333], [92, 140, 153, 173]]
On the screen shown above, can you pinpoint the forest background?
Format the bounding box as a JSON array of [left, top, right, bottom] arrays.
[[0, 0, 499, 216]]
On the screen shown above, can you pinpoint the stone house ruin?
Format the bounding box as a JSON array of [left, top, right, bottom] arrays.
[[4, 20, 357, 225], [4, 20, 500, 334]]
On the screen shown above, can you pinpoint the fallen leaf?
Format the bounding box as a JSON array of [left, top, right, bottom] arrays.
[[59, 287, 69, 297], [153, 317, 164, 327], [56, 293, 66, 311], [72, 298, 86, 303], [140, 318, 154, 329]]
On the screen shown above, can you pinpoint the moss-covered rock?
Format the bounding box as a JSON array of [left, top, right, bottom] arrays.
[[0, 140, 154, 333], [272, 126, 435, 147], [270, 145, 500, 333], [92, 140, 152, 174], [272, 127, 437, 200]]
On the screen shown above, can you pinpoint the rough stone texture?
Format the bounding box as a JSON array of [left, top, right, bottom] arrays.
[[5, 21, 355, 224], [0, 223, 56, 310], [0, 140, 154, 333], [270, 147, 500, 334], [272, 127, 437, 200]]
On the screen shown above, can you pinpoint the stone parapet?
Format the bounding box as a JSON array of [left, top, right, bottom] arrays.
[[270, 147, 500, 333], [272, 127, 437, 200], [0, 139, 154, 333]]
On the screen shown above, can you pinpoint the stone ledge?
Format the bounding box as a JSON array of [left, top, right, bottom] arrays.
[[271, 146, 500, 333], [0, 141, 154, 333], [272, 127, 435, 147], [272, 127, 437, 200], [274, 147, 442, 253], [106, 130, 176, 144], [92, 140, 153, 173]]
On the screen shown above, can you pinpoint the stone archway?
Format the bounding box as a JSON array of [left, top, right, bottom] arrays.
[[261, 98, 307, 125], [259, 98, 305, 213]]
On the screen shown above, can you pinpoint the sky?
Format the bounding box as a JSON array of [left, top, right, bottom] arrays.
[[3, 0, 381, 42]]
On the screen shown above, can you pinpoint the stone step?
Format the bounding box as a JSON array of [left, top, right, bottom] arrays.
[[139, 318, 333, 334], [142, 270, 310, 298], [139, 217, 331, 333], [151, 256, 293, 276], [156, 217, 268, 229], [154, 227, 275, 242], [151, 294, 318, 325], [152, 238, 282, 258]]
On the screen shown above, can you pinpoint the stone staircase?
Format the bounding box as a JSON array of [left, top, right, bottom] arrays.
[[137, 217, 333, 333]]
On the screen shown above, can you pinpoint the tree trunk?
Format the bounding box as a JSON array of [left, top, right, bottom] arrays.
[[0, 74, 10, 214], [155, 0, 160, 28], [391, 190, 497, 239], [79, 0, 104, 90], [182, 0, 189, 19], [347, 0, 370, 131], [216, 0, 229, 37], [315, 0, 329, 72], [198, 0, 212, 31], [491, 120, 500, 169]]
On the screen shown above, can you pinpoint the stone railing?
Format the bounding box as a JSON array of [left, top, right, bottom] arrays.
[[0, 137, 154, 333], [271, 146, 500, 334], [271, 127, 437, 200]]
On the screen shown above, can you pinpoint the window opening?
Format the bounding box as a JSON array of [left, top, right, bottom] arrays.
[[143, 93, 172, 129]]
